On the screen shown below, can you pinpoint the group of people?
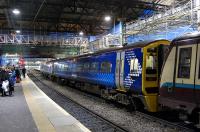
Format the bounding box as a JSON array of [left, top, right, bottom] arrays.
[[0, 66, 26, 96]]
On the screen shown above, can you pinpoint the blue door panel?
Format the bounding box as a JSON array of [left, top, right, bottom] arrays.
[[123, 48, 143, 94]]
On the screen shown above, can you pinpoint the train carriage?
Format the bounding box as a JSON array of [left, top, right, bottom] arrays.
[[40, 62, 53, 77], [159, 32, 200, 123], [53, 60, 74, 79], [40, 39, 170, 112], [75, 51, 117, 88]]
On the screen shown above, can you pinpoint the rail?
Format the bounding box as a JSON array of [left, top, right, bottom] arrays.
[[28, 72, 129, 132]]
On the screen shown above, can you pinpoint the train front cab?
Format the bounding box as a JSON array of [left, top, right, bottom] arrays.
[[160, 34, 200, 123], [142, 40, 170, 112], [115, 40, 170, 112]]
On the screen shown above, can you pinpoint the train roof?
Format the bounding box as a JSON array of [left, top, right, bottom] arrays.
[[172, 32, 200, 43], [49, 39, 169, 63]]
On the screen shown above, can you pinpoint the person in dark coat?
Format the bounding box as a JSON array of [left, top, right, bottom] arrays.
[[0, 68, 9, 96], [22, 67, 26, 78], [15, 68, 21, 81], [8, 68, 16, 96], [0, 68, 3, 95]]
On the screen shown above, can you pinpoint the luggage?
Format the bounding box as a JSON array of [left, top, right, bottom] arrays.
[[16, 77, 20, 83], [1, 80, 10, 96], [2, 80, 9, 92]]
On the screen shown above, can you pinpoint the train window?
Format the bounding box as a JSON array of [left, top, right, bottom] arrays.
[[84, 63, 90, 72], [77, 64, 83, 72], [178, 47, 192, 78], [146, 55, 156, 69], [101, 62, 112, 73], [146, 54, 157, 74], [130, 58, 138, 72], [63, 64, 69, 71], [90, 62, 99, 72], [60, 64, 65, 71], [147, 47, 157, 53]]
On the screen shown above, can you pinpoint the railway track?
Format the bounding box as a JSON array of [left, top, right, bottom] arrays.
[[28, 73, 129, 132], [135, 111, 195, 131], [28, 71, 195, 132]]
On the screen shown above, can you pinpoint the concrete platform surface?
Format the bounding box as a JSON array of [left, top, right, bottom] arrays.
[[0, 76, 90, 132], [22, 76, 91, 132], [0, 83, 38, 132]]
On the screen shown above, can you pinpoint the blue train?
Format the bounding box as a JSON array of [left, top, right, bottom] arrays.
[[40, 40, 170, 112]]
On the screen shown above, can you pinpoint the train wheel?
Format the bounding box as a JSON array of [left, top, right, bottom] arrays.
[[129, 97, 144, 111], [190, 107, 200, 124], [56, 77, 60, 84], [128, 98, 136, 112], [179, 110, 188, 121]]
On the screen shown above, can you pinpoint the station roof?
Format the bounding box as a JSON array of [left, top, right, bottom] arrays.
[[0, 0, 170, 35]]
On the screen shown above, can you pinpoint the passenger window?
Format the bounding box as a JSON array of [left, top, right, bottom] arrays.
[[178, 47, 192, 78], [146, 54, 157, 74], [90, 62, 99, 72], [84, 63, 90, 72], [101, 62, 112, 73], [63, 64, 69, 71], [130, 58, 138, 72], [77, 64, 83, 72], [61, 64, 65, 72], [146, 55, 157, 69]]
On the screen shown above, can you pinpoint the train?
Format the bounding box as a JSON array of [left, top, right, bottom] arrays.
[[160, 32, 200, 123], [40, 39, 170, 113], [40, 33, 200, 124]]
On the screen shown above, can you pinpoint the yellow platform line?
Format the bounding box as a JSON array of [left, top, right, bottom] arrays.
[[22, 79, 56, 132]]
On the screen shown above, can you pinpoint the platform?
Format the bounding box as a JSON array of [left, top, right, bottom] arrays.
[[0, 77, 90, 132]]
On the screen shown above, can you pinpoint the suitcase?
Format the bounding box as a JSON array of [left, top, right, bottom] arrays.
[[2, 80, 9, 92], [16, 77, 21, 83]]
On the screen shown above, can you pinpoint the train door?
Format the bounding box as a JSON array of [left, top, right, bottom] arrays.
[[143, 46, 159, 93], [175, 44, 197, 97], [115, 51, 125, 91], [194, 44, 200, 104]]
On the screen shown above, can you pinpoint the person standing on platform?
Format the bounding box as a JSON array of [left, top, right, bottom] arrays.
[[15, 67, 21, 82], [8, 67, 16, 96], [0, 67, 4, 96], [0, 67, 9, 96], [22, 67, 26, 78]]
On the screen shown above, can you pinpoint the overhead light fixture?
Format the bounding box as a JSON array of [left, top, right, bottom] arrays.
[[16, 30, 21, 33], [12, 9, 20, 15], [104, 16, 111, 22], [79, 31, 84, 36]]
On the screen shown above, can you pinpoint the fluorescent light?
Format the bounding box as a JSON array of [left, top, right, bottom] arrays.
[[104, 16, 111, 21], [16, 30, 21, 33], [12, 9, 20, 15], [79, 31, 84, 36]]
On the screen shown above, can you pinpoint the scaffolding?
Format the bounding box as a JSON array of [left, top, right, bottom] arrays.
[[125, 0, 199, 43], [89, 34, 122, 52], [0, 34, 88, 48], [89, 23, 123, 52]]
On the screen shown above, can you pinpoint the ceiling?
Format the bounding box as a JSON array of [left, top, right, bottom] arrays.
[[0, 0, 169, 35]]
